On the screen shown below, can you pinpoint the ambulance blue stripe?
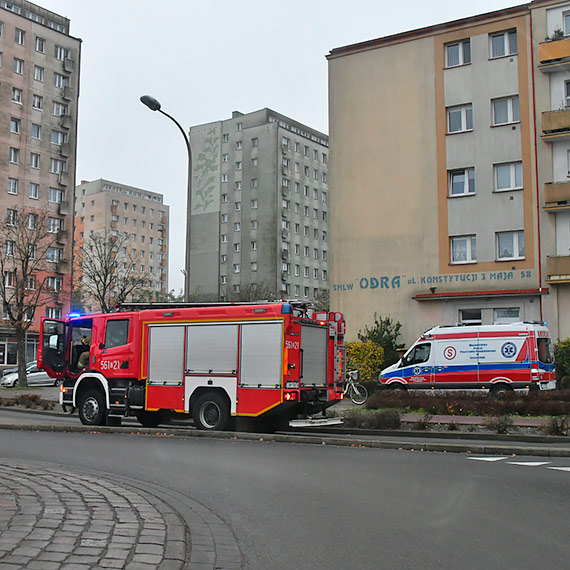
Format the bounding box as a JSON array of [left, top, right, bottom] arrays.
[[383, 361, 554, 378]]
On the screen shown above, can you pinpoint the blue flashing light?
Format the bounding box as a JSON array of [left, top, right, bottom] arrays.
[[281, 303, 293, 314], [66, 312, 82, 318]]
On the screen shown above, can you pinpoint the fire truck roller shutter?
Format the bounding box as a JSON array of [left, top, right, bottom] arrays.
[[300, 324, 328, 387], [148, 325, 185, 386], [240, 322, 283, 388]]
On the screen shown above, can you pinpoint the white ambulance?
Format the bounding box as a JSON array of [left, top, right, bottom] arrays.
[[378, 322, 556, 395]]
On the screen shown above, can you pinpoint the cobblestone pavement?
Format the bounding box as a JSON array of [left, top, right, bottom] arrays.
[[0, 460, 242, 570]]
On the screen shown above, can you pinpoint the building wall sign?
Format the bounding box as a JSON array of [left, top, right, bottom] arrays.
[[334, 270, 534, 293]]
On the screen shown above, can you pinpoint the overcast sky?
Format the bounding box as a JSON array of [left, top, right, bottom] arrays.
[[40, 0, 523, 292]]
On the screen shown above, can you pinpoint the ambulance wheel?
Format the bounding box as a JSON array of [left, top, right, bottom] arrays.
[[389, 383, 406, 391], [193, 392, 229, 431], [489, 384, 512, 399], [136, 411, 164, 428], [78, 389, 107, 426]]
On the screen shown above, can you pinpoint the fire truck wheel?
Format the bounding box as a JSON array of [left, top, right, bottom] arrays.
[[78, 389, 107, 426], [135, 411, 164, 428], [193, 392, 229, 431]]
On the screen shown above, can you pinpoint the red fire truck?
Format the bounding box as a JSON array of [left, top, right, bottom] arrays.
[[38, 301, 346, 431]]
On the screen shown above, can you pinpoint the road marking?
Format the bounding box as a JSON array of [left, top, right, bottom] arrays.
[[547, 467, 570, 472], [467, 456, 508, 462], [507, 461, 551, 467]]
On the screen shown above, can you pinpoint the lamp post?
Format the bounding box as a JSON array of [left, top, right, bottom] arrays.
[[140, 95, 192, 301]]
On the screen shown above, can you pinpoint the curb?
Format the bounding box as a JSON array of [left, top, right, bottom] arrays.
[[1, 421, 570, 458]]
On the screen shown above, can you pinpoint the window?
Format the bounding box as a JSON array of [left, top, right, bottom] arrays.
[[35, 36, 45, 52], [304, 246, 309, 257], [48, 187, 63, 203], [32, 94, 43, 109], [492, 96, 519, 125], [12, 87, 22, 104], [235, 140, 242, 150], [29, 182, 38, 199], [7, 178, 18, 194], [252, 137, 258, 147], [449, 168, 475, 196], [105, 320, 129, 349], [445, 39, 471, 67], [234, 222, 240, 231], [494, 162, 523, 191], [30, 153, 40, 169], [251, 178, 258, 188], [6, 209, 16, 225], [235, 161, 242, 170], [251, 220, 258, 229], [447, 104, 473, 133], [451, 235, 477, 264], [14, 28, 25, 45], [221, 213, 228, 223], [460, 309, 482, 325], [313, 268, 319, 279], [53, 73, 69, 88], [235, 202, 241, 211], [47, 247, 62, 262], [28, 213, 37, 229], [9, 147, 19, 164], [50, 158, 65, 173], [31, 124, 41, 139], [494, 307, 520, 324], [221, 173, 228, 183], [46, 307, 62, 319], [52, 102, 67, 116], [54, 45, 68, 61], [304, 165, 310, 177], [9, 117, 20, 134], [5, 240, 13, 256], [221, 234, 227, 243], [236, 122, 242, 131], [47, 276, 62, 292], [251, 199, 258, 209], [34, 65, 43, 81], [221, 193, 228, 202], [304, 266, 310, 278], [497, 230, 525, 260], [251, 262, 257, 271], [251, 241, 257, 250], [51, 130, 65, 145], [491, 30, 517, 58], [233, 264, 240, 273]]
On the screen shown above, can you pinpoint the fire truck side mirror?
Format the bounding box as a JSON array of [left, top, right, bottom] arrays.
[[99, 342, 105, 350]]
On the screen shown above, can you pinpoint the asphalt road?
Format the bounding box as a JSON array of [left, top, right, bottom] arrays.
[[1, 428, 569, 569]]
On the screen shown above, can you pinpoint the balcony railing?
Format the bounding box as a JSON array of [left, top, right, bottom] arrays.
[[542, 109, 570, 134], [546, 255, 570, 282], [539, 38, 570, 67], [545, 181, 570, 205]]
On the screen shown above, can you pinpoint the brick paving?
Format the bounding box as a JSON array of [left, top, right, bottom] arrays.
[[0, 461, 243, 569]]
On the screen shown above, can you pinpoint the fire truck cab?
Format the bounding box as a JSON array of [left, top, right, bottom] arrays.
[[39, 301, 346, 431]]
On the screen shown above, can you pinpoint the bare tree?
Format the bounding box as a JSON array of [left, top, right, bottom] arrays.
[[77, 231, 151, 313], [313, 288, 330, 312], [0, 207, 58, 387], [225, 281, 277, 303]]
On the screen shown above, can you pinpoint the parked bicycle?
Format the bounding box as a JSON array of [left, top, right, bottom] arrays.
[[344, 370, 368, 405]]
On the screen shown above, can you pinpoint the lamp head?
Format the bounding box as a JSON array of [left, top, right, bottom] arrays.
[[140, 95, 161, 112]]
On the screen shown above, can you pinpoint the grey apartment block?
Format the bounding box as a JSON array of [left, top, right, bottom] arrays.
[[75, 179, 170, 297], [189, 108, 329, 303]]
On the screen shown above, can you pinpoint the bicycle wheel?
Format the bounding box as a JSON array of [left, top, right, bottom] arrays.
[[349, 383, 368, 405]]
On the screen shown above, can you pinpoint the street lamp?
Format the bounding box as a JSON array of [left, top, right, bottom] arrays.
[[140, 95, 192, 301]]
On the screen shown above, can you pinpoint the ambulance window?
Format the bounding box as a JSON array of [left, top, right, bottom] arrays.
[[403, 343, 431, 366], [537, 338, 554, 364], [105, 319, 129, 349]]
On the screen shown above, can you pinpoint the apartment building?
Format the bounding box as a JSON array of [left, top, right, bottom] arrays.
[[0, 0, 80, 364], [328, 0, 570, 345], [188, 109, 329, 302], [74, 179, 170, 308]]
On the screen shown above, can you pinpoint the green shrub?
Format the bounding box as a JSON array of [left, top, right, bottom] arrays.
[[357, 314, 402, 367], [346, 341, 384, 383], [343, 409, 401, 430], [554, 339, 570, 389]]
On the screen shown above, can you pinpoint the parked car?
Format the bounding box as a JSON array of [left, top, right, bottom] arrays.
[[2, 361, 36, 378], [0, 362, 59, 388]]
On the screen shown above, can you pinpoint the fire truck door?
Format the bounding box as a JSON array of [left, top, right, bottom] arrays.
[[40, 319, 66, 375]]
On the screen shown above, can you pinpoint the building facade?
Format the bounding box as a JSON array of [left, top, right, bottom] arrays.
[[188, 109, 329, 303], [74, 179, 170, 309], [328, 0, 570, 345], [0, 0, 80, 365]]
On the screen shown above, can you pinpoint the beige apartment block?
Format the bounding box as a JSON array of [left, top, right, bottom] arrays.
[[0, 0, 80, 366], [75, 179, 170, 307], [328, 0, 570, 345]]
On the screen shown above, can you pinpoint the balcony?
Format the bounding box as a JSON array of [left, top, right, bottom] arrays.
[[539, 38, 570, 72], [544, 181, 570, 210], [542, 109, 570, 141], [546, 255, 570, 283]]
